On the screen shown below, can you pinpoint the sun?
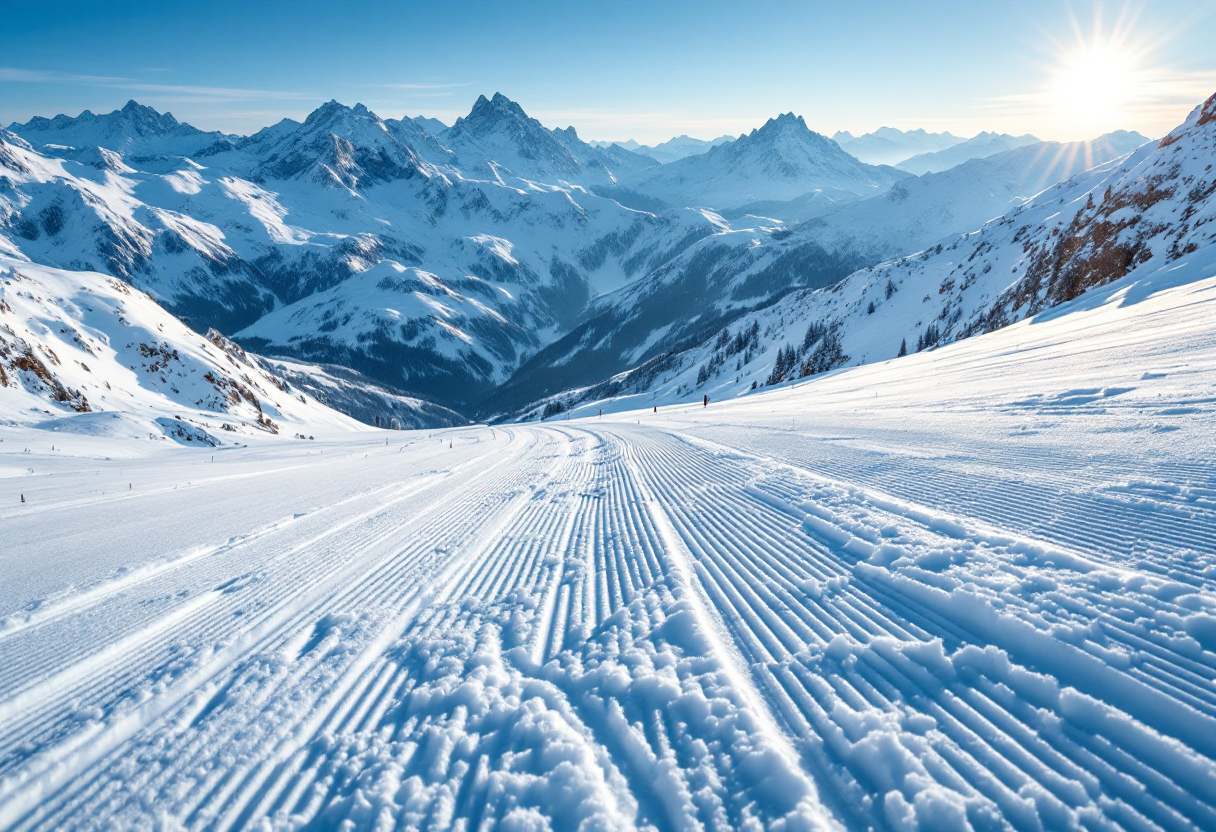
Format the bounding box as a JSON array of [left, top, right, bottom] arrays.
[[1050, 41, 1140, 136]]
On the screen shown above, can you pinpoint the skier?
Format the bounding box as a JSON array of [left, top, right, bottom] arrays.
[[703, 394, 708, 407]]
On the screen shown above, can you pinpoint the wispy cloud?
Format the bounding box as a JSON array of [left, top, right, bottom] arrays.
[[0, 67, 129, 84], [0, 66, 313, 102]]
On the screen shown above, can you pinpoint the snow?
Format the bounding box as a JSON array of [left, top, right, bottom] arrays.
[[532, 94, 1212, 421], [2, 225, 1215, 829], [2, 101, 720, 413], [0, 256, 363, 441]]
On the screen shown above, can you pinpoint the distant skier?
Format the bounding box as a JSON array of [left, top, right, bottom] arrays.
[[703, 394, 708, 407]]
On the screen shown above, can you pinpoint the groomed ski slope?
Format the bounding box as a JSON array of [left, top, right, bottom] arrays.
[[2, 258, 1215, 831]]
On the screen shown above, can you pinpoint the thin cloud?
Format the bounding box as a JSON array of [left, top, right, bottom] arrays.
[[0, 67, 128, 84], [0, 65, 314, 102]]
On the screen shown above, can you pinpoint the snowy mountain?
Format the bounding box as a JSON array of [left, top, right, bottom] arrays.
[[1, 92, 1167, 428], [0, 256, 361, 441], [0, 100, 719, 415], [628, 113, 909, 220], [895, 130, 1041, 174], [407, 114, 448, 136], [521, 93, 1214, 418], [489, 128, 1154, 417], [236, 100, 450, 189], [439, 93, 656, 186], [832, 126, 964, 166], [8, 100, 228, 158], [488, 213, 875, 416]]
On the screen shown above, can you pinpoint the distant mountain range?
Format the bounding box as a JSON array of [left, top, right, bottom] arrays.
[[520, 102, 1201, 418], [1, 93, 1165, 427], [895, 131, 1041, 174], [832, 127, 965, 166], [622, 113, 909, 220], [591, 135, 737, 164]]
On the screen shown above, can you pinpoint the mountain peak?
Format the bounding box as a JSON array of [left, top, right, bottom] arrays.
[[450, 92, 550, 145], [115, 99, 183, 131], [766, 112, 806, 128], [749, 112, 816, 143], [463, 92, 531, 127], [304, 99, 352, 125]]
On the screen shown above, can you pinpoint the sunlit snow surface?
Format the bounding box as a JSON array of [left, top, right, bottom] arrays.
[[2, 259, 1215, 830]]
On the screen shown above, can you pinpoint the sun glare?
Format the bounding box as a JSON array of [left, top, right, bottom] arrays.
[[1050, 41, 1140, 136]]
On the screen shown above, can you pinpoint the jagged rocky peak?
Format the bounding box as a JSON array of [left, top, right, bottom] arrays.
[[747, 112, 829, 145], [442, 92, 583, 175], [447, 92, 560, 147], [302, 100, 386, 132], [113, 99, 187, 133], [462, 92, 533, 128], [250, 98, 446, 190]]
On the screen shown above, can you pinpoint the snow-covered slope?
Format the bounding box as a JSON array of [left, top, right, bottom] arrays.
[[0, 257, 361, 442], [257, 356, 467, 429], [628, 114, 909, 219], [832, 127, 965, 166], [895, 131, 1043, 175]]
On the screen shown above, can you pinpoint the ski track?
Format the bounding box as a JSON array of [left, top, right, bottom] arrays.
[[1, 411, 1214, 830]]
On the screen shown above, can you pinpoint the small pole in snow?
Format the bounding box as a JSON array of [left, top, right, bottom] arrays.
[[129, 483, 132, 491]]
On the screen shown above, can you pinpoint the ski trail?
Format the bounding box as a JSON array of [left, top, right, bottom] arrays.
[[0, 430, 543, 829], [618, 434, 839, 830], [615, 424, 1216, 830], [3, 413, 1215, 830]]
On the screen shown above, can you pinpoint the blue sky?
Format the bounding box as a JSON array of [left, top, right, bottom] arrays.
[[2, 0, 1214, 143]]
